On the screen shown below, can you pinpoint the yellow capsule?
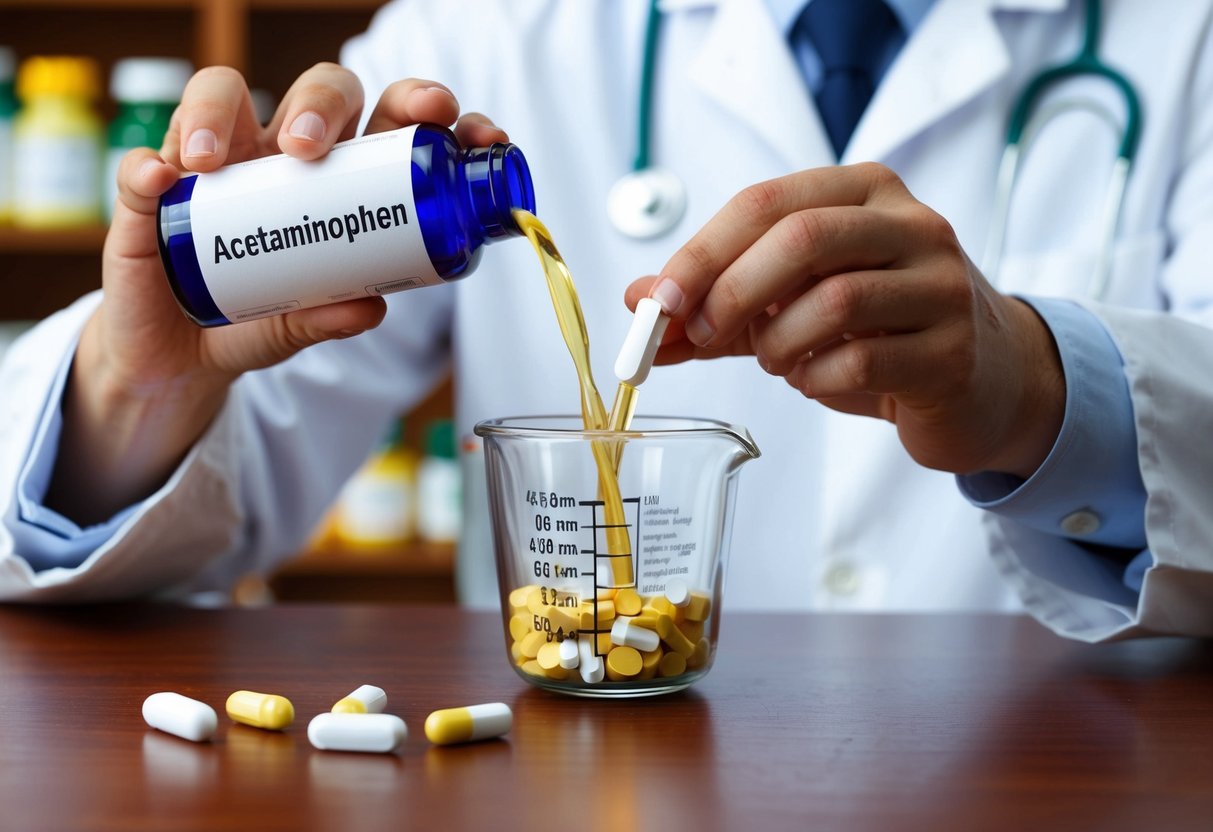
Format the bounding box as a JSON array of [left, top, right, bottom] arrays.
[[425, 703, 512, 746], [594, 599, 616, 623], [605, 645, 643, 680], [631, 609, 661, 630], [614, 588, 642, 616], [678, 619, 705, 643], [520, 659, 544, 677], [646, 596, 677, 617], [331, 684, 386, 714], [544, 604, 580, 635], [536, 641, 563, 671], [519, 631, 548, 659], [526, 588, 549, 615], [509, 613, 534, 642], [685, 592, 712, 622], [509, 585, 535, 613], [656, 614, 696, 658], [687, 637, 711, 669], [226, 690, 294, 730], [595, 631, 613, 654], [659, 651, 687, 677], [511, 640, 526, 665], [596, 588, 617, 601], [637, 648, 662, 680]]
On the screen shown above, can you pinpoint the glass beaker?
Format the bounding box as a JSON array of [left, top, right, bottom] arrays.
[[474, 415, 760, 698]]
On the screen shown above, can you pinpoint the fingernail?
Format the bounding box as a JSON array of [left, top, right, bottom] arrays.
[[138, 159, 161, 179], [185, 129, 217, 158], [418, 86, 456, 100], [685, 313, 715, 346], [650, 279, 684, 317], [288, 111, 326, 142]]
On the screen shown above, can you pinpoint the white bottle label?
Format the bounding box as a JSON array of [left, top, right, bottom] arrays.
[[186, 125, 441, 323], [13, 134, 100, 216]]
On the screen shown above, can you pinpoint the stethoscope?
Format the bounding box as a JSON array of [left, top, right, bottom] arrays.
[[609, 0, 1143, 301], [982, 0, 1142, 301], [606, 0, 687, 239]]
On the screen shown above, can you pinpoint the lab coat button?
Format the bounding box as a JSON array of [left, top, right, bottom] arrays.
[[1060, 509, 1101, 536], [823, 562, 860, 596]]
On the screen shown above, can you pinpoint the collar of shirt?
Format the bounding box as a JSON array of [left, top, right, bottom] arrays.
[[767, 0, 935, 95], [766, 0, 935, 37]]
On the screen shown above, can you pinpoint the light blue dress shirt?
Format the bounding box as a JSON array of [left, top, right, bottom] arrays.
[[8, 1, 1152, 599]]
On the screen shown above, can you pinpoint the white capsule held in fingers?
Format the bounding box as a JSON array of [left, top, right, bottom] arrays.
[[331, 684, 387, 714], [611, 616, 660, 652], [142, 692, 218, 742], [614, 297, 670, 386], [578, 638, 605, 684], [307, 712, 407, 753]]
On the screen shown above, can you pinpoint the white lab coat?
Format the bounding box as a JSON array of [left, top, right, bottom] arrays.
[[1, 0, 1211, 641]]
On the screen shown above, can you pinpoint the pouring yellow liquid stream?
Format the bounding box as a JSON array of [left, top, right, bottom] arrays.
[[513, 209, 636, 587]]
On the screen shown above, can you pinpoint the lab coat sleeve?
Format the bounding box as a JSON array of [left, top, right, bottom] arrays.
[[976, 306, 1213, 642], [0, 282, 455, 602]]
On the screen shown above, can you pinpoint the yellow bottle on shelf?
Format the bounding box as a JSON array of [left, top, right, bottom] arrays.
[[330, 420, 419, 550], [13, 56, 103, 228]]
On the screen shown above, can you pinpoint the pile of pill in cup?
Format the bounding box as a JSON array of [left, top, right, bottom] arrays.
[[142, 685, 511, 752], [507, 577, 712, 686]]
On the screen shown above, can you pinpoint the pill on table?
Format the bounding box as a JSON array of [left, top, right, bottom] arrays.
[[331, 684, 387, 715], [578, 639, 605, 683], [611, 616, 660, 652], [425, 703, 513, 746], [558, 637, 580, 669], [142, 692, 217, 742], [614, 297, 670, 386], [308, 713, 407, 753], [226, 690, 295, 730]]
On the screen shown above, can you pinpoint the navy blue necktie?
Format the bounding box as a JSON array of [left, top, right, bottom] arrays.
[[793, 0, 906, 158]]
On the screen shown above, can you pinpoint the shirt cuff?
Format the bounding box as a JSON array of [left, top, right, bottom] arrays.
[[10, 343, 137, 571], [957, 296, 1147, 551]]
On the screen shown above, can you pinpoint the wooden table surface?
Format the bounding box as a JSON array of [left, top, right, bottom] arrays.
[[0, 605, 1210, 831]]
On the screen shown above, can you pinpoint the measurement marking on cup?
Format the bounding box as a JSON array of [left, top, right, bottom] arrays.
[[581, 497, 642, 657]]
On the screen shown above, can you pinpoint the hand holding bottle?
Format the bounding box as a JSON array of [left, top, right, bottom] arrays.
[[49, 64, 507, 524]]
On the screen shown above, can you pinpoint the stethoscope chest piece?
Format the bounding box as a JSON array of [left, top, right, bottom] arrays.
[[607, 167, 687, 239]]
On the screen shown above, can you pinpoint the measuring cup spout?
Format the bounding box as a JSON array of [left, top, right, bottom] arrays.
[[718, 423, 761, 468]]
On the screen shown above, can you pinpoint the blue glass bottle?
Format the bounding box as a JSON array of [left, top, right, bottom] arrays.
[[157, 123, 535, 327]]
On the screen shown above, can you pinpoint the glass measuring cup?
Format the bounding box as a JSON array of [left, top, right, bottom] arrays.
[[474, 415, 760, 698]]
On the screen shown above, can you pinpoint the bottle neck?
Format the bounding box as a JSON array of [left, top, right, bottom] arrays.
[[459, 142, 535, 241]]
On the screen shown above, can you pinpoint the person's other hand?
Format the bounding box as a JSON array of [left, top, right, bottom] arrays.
[[625, 163, 1065, 479]]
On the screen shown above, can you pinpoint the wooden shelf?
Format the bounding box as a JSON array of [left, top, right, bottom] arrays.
[[268, 539, 458, 603], [0, 227, 109, 254]]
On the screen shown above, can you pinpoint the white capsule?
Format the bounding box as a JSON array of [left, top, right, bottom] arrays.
[[611, 616, 660, 652], [664, 577, 691, 607], [558, 638, 580, 669], [307, 713, 407, 753], [142, 692, 218, 742], [578, 638, 605, 684], [331, 684, 387, 714], [614, 297, 669, 386]]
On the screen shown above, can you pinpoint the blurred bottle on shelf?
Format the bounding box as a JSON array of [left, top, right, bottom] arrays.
[[13, 56, 103, 228], [418, 419, 461, 544], [105, 57, 192, 222], [0, 47, 16, 225], [330, 420, 419, 550]]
